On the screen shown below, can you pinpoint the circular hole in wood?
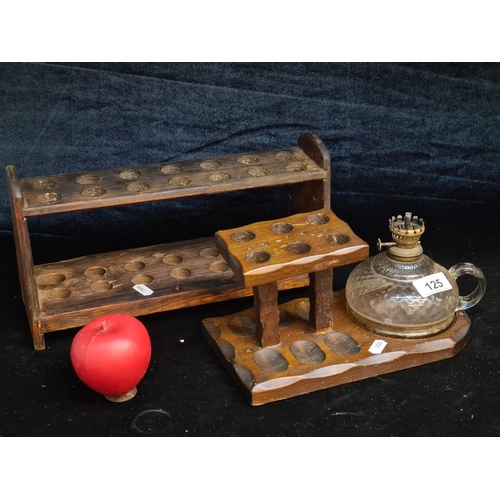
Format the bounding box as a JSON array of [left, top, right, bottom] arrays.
[[208, 172, 231, 182], [245, 251, 271, 264], [119, 170, 141, 180], [48, 288, 71, 299], [247, 167, 269, 177], [169, 176, 191, 186], [307, 213, 330, 225], [84, 266, 106, 278], [162, 254, 183, 265], [290, 340, 326, 365], [200, 248, 220, 258], [38, 273, 66, 286], [253, 348, 289, 374], [227, 316, 256, 337], [325, 233, 351, 245], [170, 268, 191, 279], [237, 156, 259, 165], [278, 309, 295, 328], [274, 151, 293, 160], [286, 242, 311, 255], [231, 231, 255, 243], [127, 182, 150, 192], [124, 261, 146, 271], [209, 261, 230, 273], [218, 340, 236, 362], [161, 165, 182, 174], [324, 332, 361, 356], [132, 274, 154, 285], [82, 186, 106, 197], [270, 222, 294, 234], [200, 160, 221, 170], [295, 300, 310, 321], [234, 363, 254, 390], [285, 161, 306, 172], [32, 179, 56, 190], [76, 174, 100, 185], [90, 281, 113, 292], [204, 321, 221, 341], [44, 192, 61, 202]]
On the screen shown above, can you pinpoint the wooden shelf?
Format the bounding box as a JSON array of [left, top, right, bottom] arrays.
[[17, 147, 327, 217], [215, 208, 369, 289], [6, 133, 332, 349], [34, 236, 308, 334]]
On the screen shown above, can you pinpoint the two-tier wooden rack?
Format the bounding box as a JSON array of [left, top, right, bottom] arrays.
[[7, 133, 332, 350]]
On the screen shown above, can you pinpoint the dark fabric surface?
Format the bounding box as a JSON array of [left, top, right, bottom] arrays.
[[1, 62, 499, 436]]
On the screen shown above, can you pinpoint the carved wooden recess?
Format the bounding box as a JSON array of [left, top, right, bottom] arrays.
[[202, 292, 471, 406]]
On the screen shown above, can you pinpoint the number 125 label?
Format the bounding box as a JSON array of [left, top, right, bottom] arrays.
[[413, 272, 453, 298]]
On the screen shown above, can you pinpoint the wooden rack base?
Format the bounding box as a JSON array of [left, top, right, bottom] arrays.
[[202, 290, 471, 406]]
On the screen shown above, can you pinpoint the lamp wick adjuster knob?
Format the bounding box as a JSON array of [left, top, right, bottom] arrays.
[[377, 239, 396, 252]]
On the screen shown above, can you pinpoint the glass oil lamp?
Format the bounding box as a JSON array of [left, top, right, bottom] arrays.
[[345, 212, 486, 338]]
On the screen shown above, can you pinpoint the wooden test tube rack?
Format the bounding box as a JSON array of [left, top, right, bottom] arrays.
[[201, 210, 472, 406], [6, 133, 331, 350]]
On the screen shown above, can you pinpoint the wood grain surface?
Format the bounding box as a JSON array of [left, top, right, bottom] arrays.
[[214, 209, 369, 288], [33, 237, 309, 334], [202, 291, 472, 405], [16, 147, 327, 216]]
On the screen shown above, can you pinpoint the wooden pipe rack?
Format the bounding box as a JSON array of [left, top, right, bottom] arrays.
[[201, 209, 471, 405], [7, 133, 331, 350]]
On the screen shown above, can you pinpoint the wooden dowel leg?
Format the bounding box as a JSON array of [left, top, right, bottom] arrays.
[[253, 282, 280, 347], [309, 269, 334, 331]]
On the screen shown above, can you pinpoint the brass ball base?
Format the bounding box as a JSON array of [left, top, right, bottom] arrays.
[[105, 386, 137, 403]]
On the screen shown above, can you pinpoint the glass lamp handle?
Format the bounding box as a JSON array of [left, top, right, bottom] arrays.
[[449, 262, 486, 311]]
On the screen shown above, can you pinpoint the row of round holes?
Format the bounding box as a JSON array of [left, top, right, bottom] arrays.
[[229, 213, 351, 264], [253, 335, 361, 372], [38, 248, 230, 298], [33, 156, 312, 200], [41, 263, 231, 298], [32, 151, 296, 189], [220, 311, 360, 370], [216, 334, 355, 371]]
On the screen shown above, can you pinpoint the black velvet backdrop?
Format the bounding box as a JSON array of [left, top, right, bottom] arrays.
[[1, 62, 499, 436]]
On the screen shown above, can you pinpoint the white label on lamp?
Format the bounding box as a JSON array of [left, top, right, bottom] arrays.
[[369, 339, 387, 354], [413, 272, 452, 298], [133, 284, 154, 296]]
